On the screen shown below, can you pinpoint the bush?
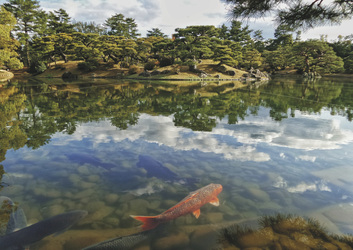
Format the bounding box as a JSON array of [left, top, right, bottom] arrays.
[[77, 60, 99, 72], [158, 57, 173, 67], [144, 59, 157, 71], [29, 61, 47, 74], [128, 65, 141, 75], [6, 58, 24, 70]]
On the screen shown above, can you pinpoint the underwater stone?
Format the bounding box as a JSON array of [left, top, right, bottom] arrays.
[[152, 231, 189, 250], [246, 187, 271, 202], [291, 232, 321, 248], [206, 212, 223, 223], [129, 199, 150, 215], [80, 181, 96, 189], [89, 206, 115, 221], [69, 173, 81, 183], [148, 200, 161, 210], [77, 165, 91, 175], [87, 174, 101, 183], [104, 193, 119, 204], [189, 227, 218, 250], [75, 188, 95, 200], [41, 204, 66, 217], [237, 227, 274, 248], [278, 235, 310, 250], [86, 201, 105, 213]]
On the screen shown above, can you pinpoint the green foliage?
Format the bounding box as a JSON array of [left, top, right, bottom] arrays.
[[128, 65, 140, 75], [144, 59, 157, 71], [77, 60, 99, 72], [344, 52, 353, 73], [29, 61, 46, 74], [47, 8, 74, 34], [105, 13, 140, 38], [224, 0, 353, 30], [146, 28, 167, 38], [293, 40, 344, 73]]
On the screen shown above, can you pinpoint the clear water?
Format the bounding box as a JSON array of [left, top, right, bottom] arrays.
[[1, 77, 353, 249]]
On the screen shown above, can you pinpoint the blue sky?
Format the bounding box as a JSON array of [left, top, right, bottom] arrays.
[[1, 0, 353, 40]]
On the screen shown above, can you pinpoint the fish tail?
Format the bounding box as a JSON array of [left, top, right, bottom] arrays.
[[130, 215, 160, 231]]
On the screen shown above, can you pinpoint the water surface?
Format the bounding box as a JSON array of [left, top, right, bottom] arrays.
[[1, 77, 353, 249]]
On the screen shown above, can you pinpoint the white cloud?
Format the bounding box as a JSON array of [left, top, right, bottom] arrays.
[[287, 181, 332, 193], [52, 113, 270, 162], [216, 111, 353, 151]]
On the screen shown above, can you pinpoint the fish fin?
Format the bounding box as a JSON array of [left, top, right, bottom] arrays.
[[130, 215, 160, 231], [209, 197, 219, 206], [192, 209, 201, 219]]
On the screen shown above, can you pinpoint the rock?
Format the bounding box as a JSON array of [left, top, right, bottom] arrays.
[[189, 227, 218, 250], [41, 204, 66, 217], [278, 235, 311, 250], [104, 193, 119, 204], [152, 231, 189, 250], [237, 227, 275, 248], [246, 187, 270, 202], [291, 232, 321, 248], [206, 212, 223, 223], [226, 70, 236, 76], [129, 199, 150, 215], [89, 206, 114, 221]]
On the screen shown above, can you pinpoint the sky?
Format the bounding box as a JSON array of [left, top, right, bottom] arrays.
[[1, 0, 353, 41]]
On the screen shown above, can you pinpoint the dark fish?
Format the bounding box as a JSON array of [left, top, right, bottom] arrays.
[[66, 153, 116, 171], [82, 230, 149, 250], [137, 155, 197, 185], [0, 210, 88, 250]]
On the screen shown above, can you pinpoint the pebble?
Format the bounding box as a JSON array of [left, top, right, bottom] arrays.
[[104, 193, 119, 204], [152, 231, 189, 250]]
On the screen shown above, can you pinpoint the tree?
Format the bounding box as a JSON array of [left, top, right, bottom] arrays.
[[292, 40, 344, 73], [0, 6, 23, 69], [147, 28, 167, 38], [105, 14, 140, 39], [47, 8, 74, 34], [173, 25, 219, 62], [223, 0, 353, 29], [3, 0, 43, 66], [73, 21, 105, 34], [242, 49, 262, 69]]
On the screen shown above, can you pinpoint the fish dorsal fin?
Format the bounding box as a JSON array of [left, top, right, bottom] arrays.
[[209, 197, 219, 206], [192, 209, 201, 219]]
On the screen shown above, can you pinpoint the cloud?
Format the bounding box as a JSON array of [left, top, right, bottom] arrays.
[[216, 110, 353, 151], [52, 113, 270, 162]]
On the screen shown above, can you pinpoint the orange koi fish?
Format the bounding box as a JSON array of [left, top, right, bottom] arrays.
[[131, 183, 223, 231]]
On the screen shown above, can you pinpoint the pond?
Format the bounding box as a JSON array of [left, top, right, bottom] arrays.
[[1, 77, 353, 249]]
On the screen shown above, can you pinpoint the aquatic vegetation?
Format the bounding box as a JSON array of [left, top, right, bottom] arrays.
[[219, 213, 353, 249]]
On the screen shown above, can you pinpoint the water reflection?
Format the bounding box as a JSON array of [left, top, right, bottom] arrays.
[[1, 77, 353, 249]]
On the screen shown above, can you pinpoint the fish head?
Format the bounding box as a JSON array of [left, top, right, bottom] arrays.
[[209, 183, 223, 196]]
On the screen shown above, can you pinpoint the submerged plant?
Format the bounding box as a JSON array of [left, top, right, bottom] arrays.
[[218, 224, 254, 247]]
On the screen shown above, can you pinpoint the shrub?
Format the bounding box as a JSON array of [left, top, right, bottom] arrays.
[[144, 59, 157, 71], [128, 65, 141, 75], [158, 57, 173, 67], [29, 61, 47, 74], [77, 60, 99, 72]]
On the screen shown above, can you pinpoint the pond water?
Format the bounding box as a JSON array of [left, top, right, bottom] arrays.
[[1, 77, 353, 249]]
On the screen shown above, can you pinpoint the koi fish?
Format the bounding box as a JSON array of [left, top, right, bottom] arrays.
[[131, 183, 222, 231]]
